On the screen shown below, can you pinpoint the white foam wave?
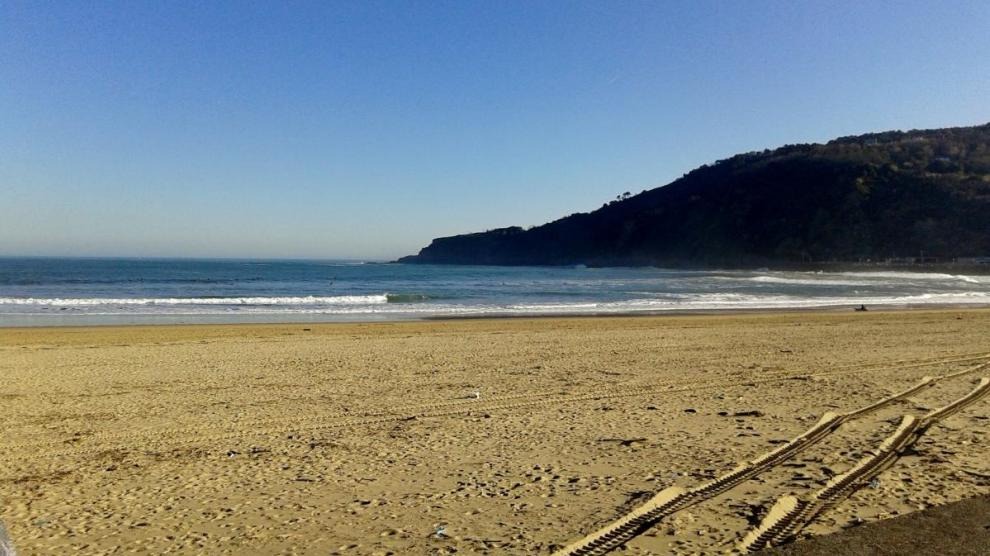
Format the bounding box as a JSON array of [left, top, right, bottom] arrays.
[[668, 291, 990, 308], [4, 290, 990, 322], [836, 271, 985, 283], [6, 290, 990, 316], [0, 295, 388, 306], [499, 291, 990, 313], [438, 291, 990, 315], [748, 275, 871, 286]]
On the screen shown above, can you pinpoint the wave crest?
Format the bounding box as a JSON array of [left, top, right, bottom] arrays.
[[0, 295, 389, 306]]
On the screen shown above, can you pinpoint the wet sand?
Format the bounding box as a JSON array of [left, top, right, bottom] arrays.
[[1, 309, 989, 554]]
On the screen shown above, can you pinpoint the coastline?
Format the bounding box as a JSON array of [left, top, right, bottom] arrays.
[[2, 309, 989, 554], [2, 301, 990, 329], [5, 259, 990, 329], [424, 302, 990, 321]]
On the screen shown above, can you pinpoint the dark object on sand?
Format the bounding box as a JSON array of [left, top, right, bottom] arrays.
[[758, 495, 990, 555], [855, 304, 868, 312]]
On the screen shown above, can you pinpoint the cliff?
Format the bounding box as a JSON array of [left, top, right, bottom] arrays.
[[399, 123, 990, 267]]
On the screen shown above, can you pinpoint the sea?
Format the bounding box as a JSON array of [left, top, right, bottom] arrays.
[[1, 257, 989, 326]]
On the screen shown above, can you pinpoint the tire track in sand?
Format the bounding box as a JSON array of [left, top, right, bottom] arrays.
[[738, 377, 990, 552], [550, 360, 990, 556], [3, 355, 987, 464]]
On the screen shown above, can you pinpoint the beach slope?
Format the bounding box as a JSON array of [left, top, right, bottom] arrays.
[[2, 310, 989, 554]]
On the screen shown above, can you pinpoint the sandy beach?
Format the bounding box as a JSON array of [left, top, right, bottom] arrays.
[[2, 309, 989, 555]]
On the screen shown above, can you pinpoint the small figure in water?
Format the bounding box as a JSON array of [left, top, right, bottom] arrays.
[[855, 304, 868, 312]]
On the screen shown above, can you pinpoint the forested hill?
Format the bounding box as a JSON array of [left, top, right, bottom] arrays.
[[398, 123, 990, 267]]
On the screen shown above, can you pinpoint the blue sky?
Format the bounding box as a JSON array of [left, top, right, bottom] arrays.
[[2, 1, 989, 260]]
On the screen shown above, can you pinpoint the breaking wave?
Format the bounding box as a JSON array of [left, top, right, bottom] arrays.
[[747, 275, 871, 287], [502, 291, 990, 313], [834, 271, 985, 284], [746, 271, 988, 286], [0, 295, 390, 306], [2, 259, 988, 325]]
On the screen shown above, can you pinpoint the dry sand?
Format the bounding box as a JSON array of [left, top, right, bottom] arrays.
[[1, 309, 989, 555]]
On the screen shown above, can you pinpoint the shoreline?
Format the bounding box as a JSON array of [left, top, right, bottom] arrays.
[[2, 302, 989, 329]]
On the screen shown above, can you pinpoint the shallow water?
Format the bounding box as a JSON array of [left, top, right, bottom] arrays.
[[1, 257, 989, 325]]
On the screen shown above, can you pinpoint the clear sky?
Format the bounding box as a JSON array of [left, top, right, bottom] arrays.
[[2, 1, 989, 260]]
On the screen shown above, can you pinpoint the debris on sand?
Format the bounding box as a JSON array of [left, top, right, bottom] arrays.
[[0, 521, 16, 556]]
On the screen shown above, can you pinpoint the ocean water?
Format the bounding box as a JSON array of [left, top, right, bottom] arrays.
[[1, 257, 989, 326]]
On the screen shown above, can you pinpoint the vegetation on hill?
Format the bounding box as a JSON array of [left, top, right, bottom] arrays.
[[399, 123, 990, 267]]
